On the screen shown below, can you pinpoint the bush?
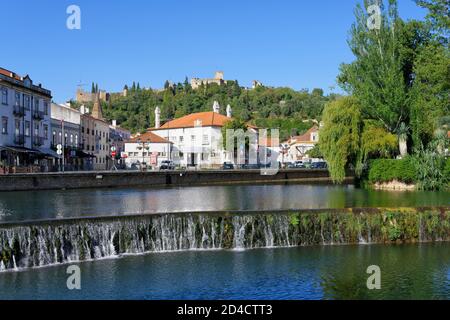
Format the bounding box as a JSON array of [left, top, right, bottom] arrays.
[[368, 158, 417, 184]]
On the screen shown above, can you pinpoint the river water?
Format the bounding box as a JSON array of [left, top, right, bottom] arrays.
[[0, 184, 449, 222], [0, 184, 449, 300], [0, 243, 449, 300]]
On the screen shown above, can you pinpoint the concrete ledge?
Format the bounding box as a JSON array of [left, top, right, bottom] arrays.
[[0, 169, 354, 191]]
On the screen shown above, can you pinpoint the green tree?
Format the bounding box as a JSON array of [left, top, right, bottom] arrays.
[[338, 0, 408, 148], [320, 97, 362, 183], [409, 43, 450, 147], [416, 0, 450, 42]]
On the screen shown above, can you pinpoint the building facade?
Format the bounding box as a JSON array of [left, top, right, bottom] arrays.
[[124, 131, 172, 169], [110, 120, 131, 168], [146, 102, 259, 168], [0, 67, 54, 173], [50, 103, 82, 171], [80, 95, 111, 170], [283, 126, 319, 162]]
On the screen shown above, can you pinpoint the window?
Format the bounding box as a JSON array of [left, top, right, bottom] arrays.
[[59, 132, 62, 144], [86, 128, 89, 134], [70, 134, 74, 146], [179, 136, 184, 143], [191, 135, 196, 142], [44, 101, 49, 115], [25, 121, 30, 136], [52, 131, 56, 145], [75, 135, 78, 146], [202, 135, 209, 145], [34, 122, 39, 136], [15, 120, 20, 136], [24, 95, 30, 110], [14, 92, 20, 106], [2, 87, 8, 105], [1, 117, 7, 134], [43, 125, 48, 139], [34, 98, 39, 111], [86, 144, 90, 151]]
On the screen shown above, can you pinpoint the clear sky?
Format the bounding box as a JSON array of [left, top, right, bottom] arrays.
[[1, 0, 427, 103]]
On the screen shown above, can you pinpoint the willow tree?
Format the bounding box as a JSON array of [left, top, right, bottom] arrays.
[[338, 0, 408, 153], [320, 97, 362, 183]]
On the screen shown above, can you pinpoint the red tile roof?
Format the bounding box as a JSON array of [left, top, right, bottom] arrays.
[[152, 111, 232, 130], [288, 126, 319, 144], [0, 67, 22, 81], [128, 131, 172, 144]]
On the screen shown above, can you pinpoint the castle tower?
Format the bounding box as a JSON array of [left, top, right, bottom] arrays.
[[213, 101, 220, 114], [226, 104, 232, 118], [215, 71, 224, 80], [155, 106, 161, 128], [91, 93, 104, 120]]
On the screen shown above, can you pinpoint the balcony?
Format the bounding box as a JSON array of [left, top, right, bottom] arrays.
[[32, 110, 45, 120], [13, 105, 25, 117], [14, 134, 25, 145], [33, 136, 45, 147]]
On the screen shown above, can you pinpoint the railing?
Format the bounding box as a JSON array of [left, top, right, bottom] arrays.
[[14, 134, 25, 145], [33, 136, 45, 147], [13, 105, 25, 117], [32, 110, 45, 120]]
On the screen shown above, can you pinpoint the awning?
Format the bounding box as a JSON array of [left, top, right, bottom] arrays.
[[76, 150, 96, 158], [0, 146, 41, 154], [39, 148, 60, 158]]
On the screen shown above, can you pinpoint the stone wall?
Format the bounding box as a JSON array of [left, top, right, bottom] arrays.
[[0, 169, 353, 191]]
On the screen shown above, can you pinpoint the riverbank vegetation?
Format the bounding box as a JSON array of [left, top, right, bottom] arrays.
[[320, 0, 449, 190]]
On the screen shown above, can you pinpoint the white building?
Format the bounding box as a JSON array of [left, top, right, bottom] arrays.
[[124, 131, 172, 169], [283, 126, 319, 162], [0, 67, 54, 173], [50, 103, 82, 170], [148, 102, 259, 168]]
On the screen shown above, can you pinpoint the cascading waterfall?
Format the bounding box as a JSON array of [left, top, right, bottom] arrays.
[[0, 208, 449, 272]]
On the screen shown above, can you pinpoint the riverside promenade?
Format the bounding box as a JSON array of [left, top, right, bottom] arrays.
[[0, 169, 353, 191]]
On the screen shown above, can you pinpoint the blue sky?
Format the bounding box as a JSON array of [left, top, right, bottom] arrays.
[[1, 0, 427, 103]]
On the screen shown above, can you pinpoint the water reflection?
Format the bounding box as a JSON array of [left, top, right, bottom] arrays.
[[0, 184, 448, 222], [0, 243, 448, 300]]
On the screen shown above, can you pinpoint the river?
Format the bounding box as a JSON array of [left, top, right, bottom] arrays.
[[0, 184, 449, 300], [0, 184, 449, 222]]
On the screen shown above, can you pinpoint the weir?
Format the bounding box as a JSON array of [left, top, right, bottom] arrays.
[[0, 208, 449, 272]]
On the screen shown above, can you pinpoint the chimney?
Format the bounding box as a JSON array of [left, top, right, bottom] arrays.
[[213, 101, 220, 114], [155, 106, 161, 128], [226, 104, 232, 118]]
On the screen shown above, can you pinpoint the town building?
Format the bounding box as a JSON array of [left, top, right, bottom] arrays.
[[143, 102, 259, 168], [80, 94, 111, 170], [283, 126, 319, 162], [50, 103, 83, 171], [110, 120, 131, 168], [0, 67, 55, 173], [191, 71, 228, 90], [124, 131, 172, 169]]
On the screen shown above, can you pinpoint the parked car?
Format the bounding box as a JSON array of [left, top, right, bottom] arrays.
[[310, 161, 328, 169], [242, 163, 260, 170], [159, 160, 175, 170], [221, 162, 234, 170]]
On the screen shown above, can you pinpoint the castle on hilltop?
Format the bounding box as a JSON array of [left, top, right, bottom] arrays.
[[190, 71, 228, 89]]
